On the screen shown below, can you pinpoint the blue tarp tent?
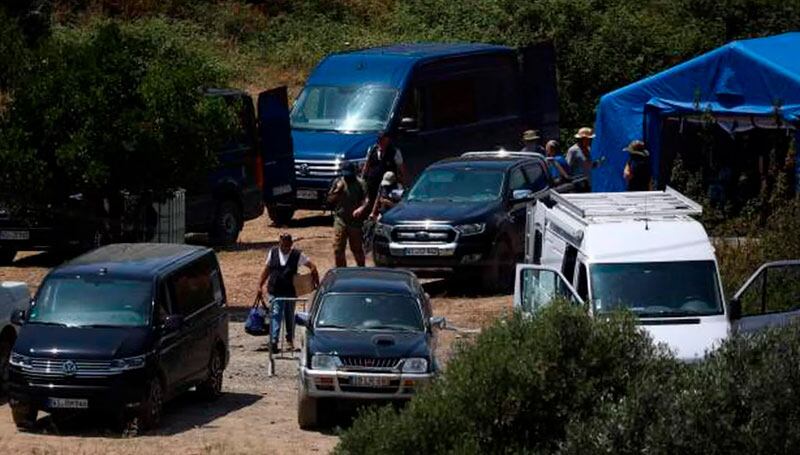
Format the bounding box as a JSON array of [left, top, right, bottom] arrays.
[[592, 32, 800, 192]]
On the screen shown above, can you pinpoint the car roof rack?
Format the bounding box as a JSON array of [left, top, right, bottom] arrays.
[[550, 186, 702, 220], [460, 150, 545, 160]]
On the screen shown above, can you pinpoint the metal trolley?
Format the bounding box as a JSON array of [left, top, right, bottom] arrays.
[[263, 296, 308, 377]]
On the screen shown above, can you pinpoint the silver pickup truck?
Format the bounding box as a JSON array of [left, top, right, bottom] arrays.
[[0, 282, 30, 387]]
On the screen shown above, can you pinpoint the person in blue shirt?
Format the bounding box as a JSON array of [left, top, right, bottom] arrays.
[[545, 140, 570, 182]]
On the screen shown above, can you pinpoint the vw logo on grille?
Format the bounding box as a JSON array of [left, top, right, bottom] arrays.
[[298, 163, 310, 176], [62, 360, 78, 376]]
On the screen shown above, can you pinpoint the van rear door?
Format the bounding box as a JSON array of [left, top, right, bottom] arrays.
[[730, 260, 800, 334], [257, 87, 296, 204], [519, 42, 559, 138]]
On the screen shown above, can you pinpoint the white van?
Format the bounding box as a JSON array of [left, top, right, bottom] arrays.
[[513, 188, 800, 361]]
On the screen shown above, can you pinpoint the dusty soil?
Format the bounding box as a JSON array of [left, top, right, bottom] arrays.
[[0, 210, 510, 454]]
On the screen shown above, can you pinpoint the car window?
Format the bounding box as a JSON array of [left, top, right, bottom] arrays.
[[474, 66, 516, 120], [523, 162, 549, 192], [426, 77, 477, 129], [168, 255, 216, 316], [315, 293, 424, 332], [508, 168, 527, 193]]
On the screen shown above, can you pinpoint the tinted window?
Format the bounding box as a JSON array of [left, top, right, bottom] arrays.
[[315, 293, 424, 332], [590, 261, 723, 317], [407, 167, 505, 203], [426, 78, 477, 129], [474, 67, 516, 119], [508, 168, 527, 192], [31, 277, 152, 327], [169, 255, 217, 316], [523, 163, 549, 192]]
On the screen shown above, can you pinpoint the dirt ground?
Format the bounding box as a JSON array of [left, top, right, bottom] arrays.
[[0, 210, 510, 454]]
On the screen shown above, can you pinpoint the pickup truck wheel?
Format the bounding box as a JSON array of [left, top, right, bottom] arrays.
[[482, 239, 514, 294], [267, 204, 295, 226], [132, 378, 164, 434], [0, 247, 17, 265], [11, 403, 37, 431], [0, 336, 14, 392], [197, 348, 224, 400], [211, 200, 242, 246], [297, 390, 318, 430]]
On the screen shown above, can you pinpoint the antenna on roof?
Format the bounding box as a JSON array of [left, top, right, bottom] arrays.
[[644, 192, 650, 231]]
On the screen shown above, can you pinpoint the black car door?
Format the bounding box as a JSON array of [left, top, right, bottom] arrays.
[[157, 279, 195, 390]]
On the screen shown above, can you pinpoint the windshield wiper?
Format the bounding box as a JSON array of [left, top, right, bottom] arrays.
[[637, 309, 714, 318], [316, 324, 353, 330], [77, 323, 128, 329], [28, 321, 69, 327], [365, 325, 419, 332]]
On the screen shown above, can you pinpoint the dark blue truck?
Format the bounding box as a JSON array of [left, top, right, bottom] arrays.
[[267, 42, 558, 224]]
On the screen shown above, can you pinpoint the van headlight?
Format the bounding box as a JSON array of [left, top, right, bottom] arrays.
[[9, 353, 31, 368], [311, 354, 341, 371], [109, 355, 146, 371], [374, 222, 392, 238], [401, 358, 428, 373], [455, 223, 485, 236]]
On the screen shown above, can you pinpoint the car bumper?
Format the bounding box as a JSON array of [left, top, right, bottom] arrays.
[[7, 367, 150, 412], [373, 237, 492, 272], [300, 367, 433, 400]]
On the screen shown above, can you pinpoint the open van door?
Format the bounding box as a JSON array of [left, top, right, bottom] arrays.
[[514, 264, 582, 313], [729, 260, 800, 334], [257, 87, 296, 223], [518, 42, 559, 139]]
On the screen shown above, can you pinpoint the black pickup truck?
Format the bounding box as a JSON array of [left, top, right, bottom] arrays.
[[372, 151, 581, 292]]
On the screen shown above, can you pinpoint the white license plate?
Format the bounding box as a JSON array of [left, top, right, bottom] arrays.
[[351, 376, 390, 388], [48, 398, 88, 409], [296, 189, 318, 200], [0, 230, 29, 240], [405, 248, 439, 256]]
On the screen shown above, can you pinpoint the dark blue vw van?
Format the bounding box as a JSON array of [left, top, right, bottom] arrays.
[[265, 42, 558, 224]]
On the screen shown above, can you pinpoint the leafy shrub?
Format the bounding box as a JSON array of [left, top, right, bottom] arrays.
[[335, 302, 675, 454]]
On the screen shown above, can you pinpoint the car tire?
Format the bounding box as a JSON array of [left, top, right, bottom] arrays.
[[297, 389, 318, 430], [0, 335, 14, 393], [0, 247, 17, 265], [211, 200, 242, 246], [128, 377, 164, 435], [482, 239, 514, 294], [266, 204, 295, 226], [197, 348, 225, 400], [11, 403, 37, 431]]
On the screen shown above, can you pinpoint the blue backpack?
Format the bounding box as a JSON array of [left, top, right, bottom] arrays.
[[245, 296, 270, 336]]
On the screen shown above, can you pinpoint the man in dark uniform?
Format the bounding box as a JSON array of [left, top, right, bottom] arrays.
[[257, 233, 319, 353], [327, 162, 370, 267], [622, 140, 653, 191], [362, 131, 406, 202]]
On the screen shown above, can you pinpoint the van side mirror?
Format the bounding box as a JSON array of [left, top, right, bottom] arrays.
[[398, 117, 418, 133], [164, 314, 184, 332], [728, 298, 742, 321], [295, 311, 310, 327], [10, 309, 25, 326]]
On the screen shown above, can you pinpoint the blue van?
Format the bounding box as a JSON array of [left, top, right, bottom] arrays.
[[264, 43, 558, 224]]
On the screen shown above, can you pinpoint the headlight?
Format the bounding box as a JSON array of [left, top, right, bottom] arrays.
[[455, 223, 486, 236], [9, 353, 31, 368], [374, 222, 392, 238], [401, 358, 428, 373], [311, 354, 341, 371], [109, 355, 147, 371]]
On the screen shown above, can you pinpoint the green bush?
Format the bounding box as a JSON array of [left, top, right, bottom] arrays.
[[335, 302, 675, 454], [0, 19, 236, 209]]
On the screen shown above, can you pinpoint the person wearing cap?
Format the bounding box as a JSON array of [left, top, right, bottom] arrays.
[[369, 171, 404, 218], [545, 140, 570, 182], [362, 131, 406, 203], [257, 233, 320, 353], [520, 130, 546, 155], [623, 140, 653, 191], [327, 161, 370, 267], [566, 127, 595, 183]]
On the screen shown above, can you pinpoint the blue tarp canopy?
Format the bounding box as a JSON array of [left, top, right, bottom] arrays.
[[592, 32, 800, 192]]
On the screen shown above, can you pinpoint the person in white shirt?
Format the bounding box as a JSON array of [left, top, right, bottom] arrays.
[[257, 233, 319, 353]]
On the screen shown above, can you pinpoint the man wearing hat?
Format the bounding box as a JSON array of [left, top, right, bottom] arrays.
[[623, 140, 653, 191], [566, 127, 596, 184], [256, 233, 320, 353], [362, 131, 406, 204], [370, 171, 403, 218], [327, 161, 370, 267], [520, 129, 546, 154]]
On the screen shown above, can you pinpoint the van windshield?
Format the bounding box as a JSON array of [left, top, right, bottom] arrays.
[[30, 277, 152, 328], [590, 261, 723, 317], [407, 168, 505, 203], [315, 293, 423, 332], [291, 85, 398, 132]]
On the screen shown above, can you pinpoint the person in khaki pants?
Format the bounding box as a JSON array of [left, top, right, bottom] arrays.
[[327, 161, 370, 267]]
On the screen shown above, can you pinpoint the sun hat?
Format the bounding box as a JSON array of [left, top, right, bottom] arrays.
[[522, 129, 541, 142], [623, 140, 649, 157], [574, 127, 596, 139], [380, 171, 397, 187]]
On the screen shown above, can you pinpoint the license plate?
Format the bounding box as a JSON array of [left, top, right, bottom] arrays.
[[405, 248, 439, 256], [48, 398, 88, 409], [296, 189, 317, 200], [351, 376, 390, 388], [0, 230, 29, 240]]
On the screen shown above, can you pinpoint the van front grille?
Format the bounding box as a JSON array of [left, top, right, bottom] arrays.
[[340, 356, 400, 371], [295, 159, 341, 179], [20, 358, 118, 379]]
